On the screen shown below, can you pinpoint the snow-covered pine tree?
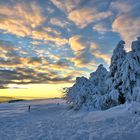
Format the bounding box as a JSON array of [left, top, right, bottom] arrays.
[[132, 37, 140, 101], [107, 40, 127, 106], [121, 52, 137, 101], [65, 37, 140, 111], [89, 64, 108, 94], [121, 37, 140, 102], [89, 64, 109, 109]]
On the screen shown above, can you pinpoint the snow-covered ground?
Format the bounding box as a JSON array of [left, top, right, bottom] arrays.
[[0, 99, 140, 140]]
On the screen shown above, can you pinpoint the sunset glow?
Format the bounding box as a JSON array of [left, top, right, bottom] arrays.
[[0, 83, 72, 99], [0, 0, 139, 99]]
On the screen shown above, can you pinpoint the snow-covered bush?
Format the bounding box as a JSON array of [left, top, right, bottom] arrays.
[[65, 37, 140, 110]]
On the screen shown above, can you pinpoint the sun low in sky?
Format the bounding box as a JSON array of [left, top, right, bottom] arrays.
[[0, 0, 139, 99]]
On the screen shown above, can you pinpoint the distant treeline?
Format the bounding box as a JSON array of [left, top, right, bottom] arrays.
[[0, 96, 25, 103]]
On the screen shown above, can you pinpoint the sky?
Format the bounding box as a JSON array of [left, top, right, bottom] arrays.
[[0, 0, 140, 99]]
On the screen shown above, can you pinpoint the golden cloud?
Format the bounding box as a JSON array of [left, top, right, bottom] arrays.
[[70, 51, 97, 68], [51, 0, 80, 13], [43, 27, 61, 36], [0, 2, 69, 46], [0, 1, 44, 37], [68, 36, 102, 68], [112, 15, 140, 50], [0, 40, 75, 86], [93, 51, 111, 65], [68, 8, 112, 28], [111, 0, 140, 50], [32, 30, 68, 45], [90, 43, 99, 50], [69, 35, 85, 51]]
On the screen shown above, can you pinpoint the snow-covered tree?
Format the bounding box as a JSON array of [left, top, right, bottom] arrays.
[[65, 37, 140, 111], [121, 37, 140, 102], [106, 38, 140, 105], [89, 64, 108, 94], [131, 37, 140, 101], [64, 76, 95, 110], [121, 52, 137, 101], [107, 40, 126, 105], [110, 40, 126, 75], [89, 64, 109, 110], [65, 65, 108, 110]]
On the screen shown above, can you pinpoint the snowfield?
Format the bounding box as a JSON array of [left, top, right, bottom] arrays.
[[0, 99, 140, 140]]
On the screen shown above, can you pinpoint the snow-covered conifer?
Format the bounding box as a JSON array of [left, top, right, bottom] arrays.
[[65, 37, 140, 110]]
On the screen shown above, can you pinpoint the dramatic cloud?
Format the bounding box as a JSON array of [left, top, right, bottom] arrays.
[[51, 0, 80, 13], [0, 61, 75, 87], [51, 0, 112, 28], [69, 35, 85, 51], [112, 15, 140, 48], [0, 0, 139, 89], [69, 35, 102, 68], [0, 68, 73, 86], [93, 51, 111, 65], [68, 8, 112, 28], [32, 30, 68, 46], [0, 40, 74, 88], [111, 0, 140, 48], [71, 47, 97, 67], [0, 1, 68, 46], [0, 1, 44, 37]]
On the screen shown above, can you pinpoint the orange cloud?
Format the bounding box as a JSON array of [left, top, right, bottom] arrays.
[[32, 30, 68, 46], [69, 35, 85, 51], [51, 0, 80, 13], [90, 43, 99, 50], [93, 51, 111, 65], [0, 1, 44, 37], [68, 35, 102, 68], [68, 8, 112, 28], [43, 27, 61, 36], [112, 15, 140, 50], [111, 0, 140, 50], [0, 2, 69, 46]]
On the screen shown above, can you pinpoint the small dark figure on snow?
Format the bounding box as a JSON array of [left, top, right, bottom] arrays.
[[28, 105, 31, 112]]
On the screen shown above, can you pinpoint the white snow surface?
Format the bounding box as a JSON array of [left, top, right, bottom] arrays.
[[0, 99, 140, 140]]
